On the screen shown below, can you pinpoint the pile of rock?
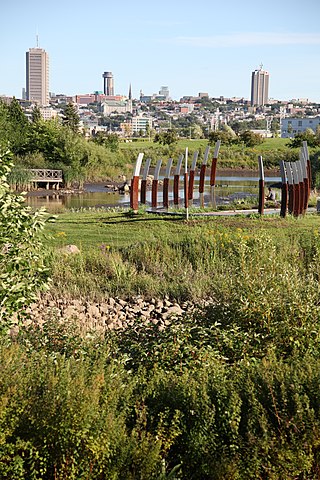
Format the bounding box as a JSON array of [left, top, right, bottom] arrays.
[[25, 295, 212, 332]]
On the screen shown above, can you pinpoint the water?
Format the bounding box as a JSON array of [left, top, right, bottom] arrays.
[[26, 175, 282, 211]]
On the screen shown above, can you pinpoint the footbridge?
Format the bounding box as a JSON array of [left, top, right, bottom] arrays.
[[29, 169, 63, 189]]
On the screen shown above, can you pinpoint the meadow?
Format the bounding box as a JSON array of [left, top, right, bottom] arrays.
[[3, 209, 320, 479]]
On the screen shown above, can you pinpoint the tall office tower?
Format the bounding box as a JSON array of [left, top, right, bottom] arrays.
[[102, 71, 114, 96], [250, 65, 269, 107], [26, 47, 49, 105]]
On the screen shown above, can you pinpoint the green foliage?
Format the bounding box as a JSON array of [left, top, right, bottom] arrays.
[[154, 129, 178, 146], [289, 130, 320, 148], [0, 98, 30, 155], [0, 148, 50, 333], [31, 105, 41, 123], [4, 213, 320, 476], [62, 102, 80, 133], [208, 129, 235, 146], [209, 129, 264, 148], [238, 130, 264, 147], [92, 132, 120, 152]]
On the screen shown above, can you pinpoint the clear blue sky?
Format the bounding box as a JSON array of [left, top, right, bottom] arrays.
[[1, 0, 320, 102]]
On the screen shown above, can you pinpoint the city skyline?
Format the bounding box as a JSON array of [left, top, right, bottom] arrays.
[[1, 0, 320, 102]]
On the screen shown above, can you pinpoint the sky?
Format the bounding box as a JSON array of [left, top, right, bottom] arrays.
[[1, 0, 320, 102]]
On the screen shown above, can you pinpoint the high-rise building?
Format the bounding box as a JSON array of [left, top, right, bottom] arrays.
[[26, 47, 49, 105], [251, 65, 269, 107], [102, 71, 114, 96], [159, 86, 169, 100]]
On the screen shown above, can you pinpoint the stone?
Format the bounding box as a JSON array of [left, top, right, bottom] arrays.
[[99, 303, 110, 314], [60, 244, 80, 255], [87, 305, 100, 318], [64, 306, 78, 318], [108, 297, 116, 307], [162, 305, 183, 320]]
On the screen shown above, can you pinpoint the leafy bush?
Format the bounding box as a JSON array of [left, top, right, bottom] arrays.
[[0, 148, 50, 333]]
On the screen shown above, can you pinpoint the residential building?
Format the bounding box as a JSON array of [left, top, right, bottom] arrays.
[[120, 115, 152, 136], [251, 66, 269, 107], [281, 117, 320, 138], [131, 115, 152, 135], [39, 106, 58, 120], [26, 47, 49, 105]]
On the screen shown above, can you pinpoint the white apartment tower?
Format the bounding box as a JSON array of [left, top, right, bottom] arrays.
[[251, 65, 269, 107], [26, 47, 49, 105]]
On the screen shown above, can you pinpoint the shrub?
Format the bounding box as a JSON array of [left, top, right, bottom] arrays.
[[0, 148, 50, 334]]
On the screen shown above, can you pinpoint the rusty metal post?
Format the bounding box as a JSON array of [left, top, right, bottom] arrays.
[[151, 159, 162, 210], [184, 148, 189, 220], [301, 147, 309, 213], [292, 162, 300, 217], [163, 158, 173, 210], [173, 154, 183, 206], [188, 151, 199, 202], [279, 160, 288, 218], [199, 146, 210, 208], [285, 162, 294, 215], [130, 153, 144, 212], [297, 159, 305, 215], [140, 158, 151, 204], [303, 141, 311, 204], [258, 155, 265, 215], [210, 140, 221, 208]]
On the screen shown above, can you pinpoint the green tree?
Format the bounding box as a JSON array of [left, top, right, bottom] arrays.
[[62, 102, 80, 133], [289, 130, 320, 148], [0, 98, 30, 155], [104, 133, 119, 152], [270, 118, 280, 137], [154, 129, 178, 146], [208, 129, 236, 146], [31, 105, 41, 123], [192, 124, 204, 139], [0, 148, 50, 334], [239, 130, 264, 147]]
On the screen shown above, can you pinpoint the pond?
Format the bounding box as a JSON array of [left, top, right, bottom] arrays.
[[26, 173, 282, 211]]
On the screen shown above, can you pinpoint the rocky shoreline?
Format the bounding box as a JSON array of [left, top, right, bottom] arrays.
[[24, 295, 212, 332]]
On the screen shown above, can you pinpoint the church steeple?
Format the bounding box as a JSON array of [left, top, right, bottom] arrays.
[[128, 83, 132, 100]]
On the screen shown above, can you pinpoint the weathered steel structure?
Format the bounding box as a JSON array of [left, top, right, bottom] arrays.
[[129, 141, 311, 217]]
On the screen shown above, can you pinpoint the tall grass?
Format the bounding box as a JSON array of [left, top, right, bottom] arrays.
[[3, 212, 320, 478], [48, 213, 320, 303]]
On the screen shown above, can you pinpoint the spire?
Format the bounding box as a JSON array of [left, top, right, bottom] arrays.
[[129, 83, 132, 100]]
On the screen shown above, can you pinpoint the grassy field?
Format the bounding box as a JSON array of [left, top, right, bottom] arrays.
[[118, 137, 295, 172], [119, 137, 289, 152], [45, 209, 320, 300], [46, 208, 320, 251]]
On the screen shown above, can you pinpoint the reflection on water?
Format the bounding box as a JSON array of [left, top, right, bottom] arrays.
[[26, 176, 281, 211]]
